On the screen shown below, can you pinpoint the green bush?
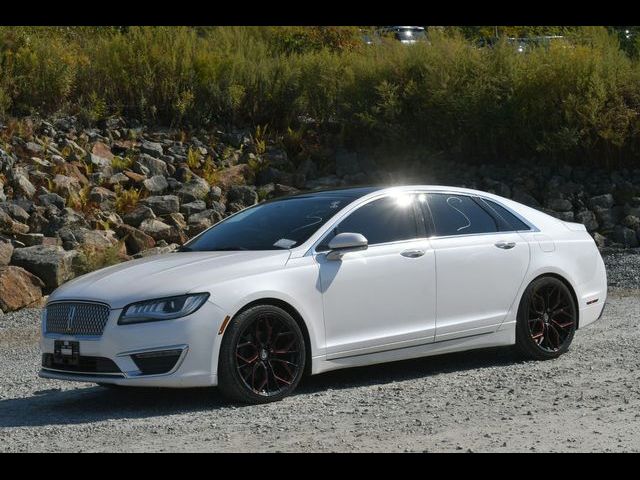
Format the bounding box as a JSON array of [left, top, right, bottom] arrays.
[[1, 26, 640, 167]]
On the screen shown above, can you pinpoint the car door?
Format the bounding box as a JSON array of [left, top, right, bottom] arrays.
[[316, 193, 436, 359], [423, 193, 530, 342]]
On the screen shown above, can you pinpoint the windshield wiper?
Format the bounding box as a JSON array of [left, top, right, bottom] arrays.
[[209, 246, 249, 251]]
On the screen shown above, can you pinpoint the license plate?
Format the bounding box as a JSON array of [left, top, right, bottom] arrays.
[[54, 340, 80, 366]]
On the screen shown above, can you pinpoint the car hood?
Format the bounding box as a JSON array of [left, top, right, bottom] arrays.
[[48, 250, 292, 309]]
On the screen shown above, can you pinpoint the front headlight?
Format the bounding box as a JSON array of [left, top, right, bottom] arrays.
[[118, 293, 210, 325]]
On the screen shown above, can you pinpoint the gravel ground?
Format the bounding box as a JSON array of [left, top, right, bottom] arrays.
[[1, 251, 639, 452]]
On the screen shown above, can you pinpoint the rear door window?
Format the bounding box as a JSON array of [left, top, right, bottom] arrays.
[[427, 193, 499, 237]]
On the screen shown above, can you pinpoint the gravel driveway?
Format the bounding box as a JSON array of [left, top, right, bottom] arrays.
[[1, 252, 639, 452]]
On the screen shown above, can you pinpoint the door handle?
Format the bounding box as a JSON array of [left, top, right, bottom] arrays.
[[401, 249, 425, 258], [495, 241, 516, 250]]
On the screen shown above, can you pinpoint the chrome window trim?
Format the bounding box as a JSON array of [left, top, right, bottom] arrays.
[[476, 196, 539, 233], [422, 191, 540, 240], [306, 189, 539, 255], [308, 190, 428, 256]]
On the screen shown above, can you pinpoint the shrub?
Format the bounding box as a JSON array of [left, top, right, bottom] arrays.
[[114, 186, 142, 214], [0, 26, 640, 166]]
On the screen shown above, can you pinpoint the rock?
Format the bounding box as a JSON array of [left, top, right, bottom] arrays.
[[180, 200, 207, 217], [89, 186, 116, 210], [86, 152, 113, 175], [141, 195, 180, 216], [511, 189, 540, 208], [13, 174, 36, 199], [14, 233, 45, 247], [484, 179, 511, 199], [546, 198, 573, 212], [226, 202, 246, 214], [38, 192, 66, 209], [272, 184, 299, 198], [115, 224, 156, 254], [165, 212, 187, 230], [109, 172, 130, 186], [296, 157, 318, 186], [0, 266, 44, 312], [73, 228, 120, 254], [45, 207, 90, 235], [91, 141, 115, 161], [621, 215, 640, 230], [208, 186, 222, 202], [594, 207, 621, 231], [0, 209, 29, 235], [0, 241, 13, 266], [210, 200, 226, 215], [613, 180, 637, 204], [140, 140, 164, 157], [25, 141, 43, 155], [0, 202, 30, 223], [10, 245, 77, 289], [227, 185, 258, 207], [139, 218, 172, 239], [135, 153, 168, 177], [612, 225, 639, 248], [188, 209, 223, 234], [593, 232, 607, 248], [143, 175, 168, 194], [133, 244, 178, 258], [589, 193, 615, 210], [574, 210, 599, 232], [123, 205, 156, 228], [335, 149, 360, 177], [154, 226, 188, 245], [177, 176, 210, 202], [52, 174, 82, 197], [30, 156, 52, 170], [544, 209, 574, 222], [123, 170, 146, 183]]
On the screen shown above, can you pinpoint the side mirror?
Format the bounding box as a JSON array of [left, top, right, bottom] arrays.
[[326, 232, 368, 260]]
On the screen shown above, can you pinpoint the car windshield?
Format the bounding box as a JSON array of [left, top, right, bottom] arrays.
[[180, 196, 351, 251]]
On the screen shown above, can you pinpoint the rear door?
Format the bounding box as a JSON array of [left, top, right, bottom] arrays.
[[423, 193, 530, 341]]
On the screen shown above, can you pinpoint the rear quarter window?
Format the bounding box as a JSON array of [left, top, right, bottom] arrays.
[[481, 199, 532, 231]]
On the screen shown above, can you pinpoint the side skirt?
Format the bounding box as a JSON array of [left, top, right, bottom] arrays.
[[311, 322, 516, 375]]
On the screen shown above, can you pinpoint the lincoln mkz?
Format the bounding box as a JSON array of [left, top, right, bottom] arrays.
[[40, 186, 607, 403]]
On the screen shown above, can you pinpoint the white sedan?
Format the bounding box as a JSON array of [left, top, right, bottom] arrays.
[[40, 185, 607, 404]]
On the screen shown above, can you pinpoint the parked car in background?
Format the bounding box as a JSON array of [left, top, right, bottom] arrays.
[[379, 26, 427, 44]]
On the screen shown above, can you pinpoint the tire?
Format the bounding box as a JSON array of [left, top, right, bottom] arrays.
[[515, 276, 577, 360], [218, 304, 306, 404]]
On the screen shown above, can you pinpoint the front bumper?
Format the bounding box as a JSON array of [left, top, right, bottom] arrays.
[[39, 300, 225, 388]]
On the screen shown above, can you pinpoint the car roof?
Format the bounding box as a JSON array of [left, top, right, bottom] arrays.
[[293, 185, 494, 200]]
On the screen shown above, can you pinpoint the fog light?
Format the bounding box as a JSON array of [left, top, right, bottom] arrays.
[[131, 349, 184, 375]]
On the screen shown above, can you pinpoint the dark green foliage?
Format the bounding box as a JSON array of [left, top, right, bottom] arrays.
[[1, 26, 640, 167]]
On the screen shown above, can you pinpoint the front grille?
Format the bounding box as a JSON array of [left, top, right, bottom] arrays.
[[42, 354, 122, 374], [45, 302, 110, 336]]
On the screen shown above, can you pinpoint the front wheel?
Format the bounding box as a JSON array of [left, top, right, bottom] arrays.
[[515, 276, 577, 360], [218, 305, 306, 404]]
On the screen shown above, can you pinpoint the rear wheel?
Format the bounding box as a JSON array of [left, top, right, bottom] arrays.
[[515, 276, 577, 360], [218, 305, 306, 404]]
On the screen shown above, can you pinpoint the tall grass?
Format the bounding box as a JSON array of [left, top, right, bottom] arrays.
[[1, 26, 640, 166]]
